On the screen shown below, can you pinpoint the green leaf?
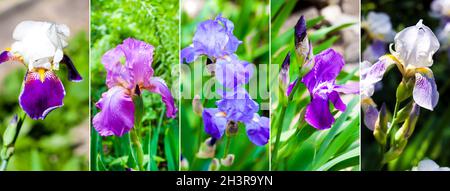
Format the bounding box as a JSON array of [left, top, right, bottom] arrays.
[[309, 22, 354, 43]]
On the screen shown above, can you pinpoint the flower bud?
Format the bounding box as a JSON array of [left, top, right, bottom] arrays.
[[394, 101, 413, 124], [192, 95, 203, 116], [295, 15, 311, 61], [395, 103, 420, 141], [3, 115, 18, 147], [208, 158, 221, 171], [220, 154, 235, 167], [396, 80, 413, 102], [196, 137, 217, 159], [373, 103, 388, 146], [279, 52, 290, 97], [180, 155, 189, 171]]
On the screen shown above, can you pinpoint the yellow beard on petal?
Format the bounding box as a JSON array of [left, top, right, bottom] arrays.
[[37, 68, 46, 83]]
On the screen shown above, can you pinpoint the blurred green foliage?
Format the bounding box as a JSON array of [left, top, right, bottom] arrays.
[[361, 0, 450, 170], [270, 1, 360, 171], [0, 32, 89, 171], [90, 0, 179, 171], [181, 0, 270, 171]]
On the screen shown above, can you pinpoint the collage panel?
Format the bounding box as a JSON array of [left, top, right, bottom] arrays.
[[361, 0, 450, 171], [270, 0, 361, 170], [90, 0, 179, 171], [180, 0, 270, 171], [0, 0, 89, 170]]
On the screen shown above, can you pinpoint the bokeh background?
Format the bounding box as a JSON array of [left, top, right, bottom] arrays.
[[361, 0, 450, 170], [181, 0, 270, 170], [270, 0, 360, 171], [0, 0, 89, 170], [90, 0, 179, 171]]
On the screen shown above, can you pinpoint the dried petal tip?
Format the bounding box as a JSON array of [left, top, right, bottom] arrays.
[[192, 94, 203, 116]]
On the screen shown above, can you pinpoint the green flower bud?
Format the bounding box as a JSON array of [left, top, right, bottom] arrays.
[[3, 115, 18, 147], [208, 158, 221, 171], [220, 154, 235, 167], [373, 103, 388, 146], [396, 80, 413, 102], [394, 101, 413, 124], [395, 103, 420, 141]]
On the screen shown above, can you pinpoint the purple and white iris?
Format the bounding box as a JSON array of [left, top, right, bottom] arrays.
[[301, 49, 359, 130], [93, 38, 177, 137], [0, 21, 82, 120], [181, 15, 242, 63]]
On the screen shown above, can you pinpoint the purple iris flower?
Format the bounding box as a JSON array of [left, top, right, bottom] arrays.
[[181, 14, 242, 63], [301, 48, 359, 130], [215, 55, 254, 90], [0, 21, 82, 120], [202, 89, 269, 146], [93, 38, 177, 137]]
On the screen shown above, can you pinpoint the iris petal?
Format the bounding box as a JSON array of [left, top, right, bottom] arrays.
[[413, 68, 439, 111], [61, 54, 83, 82], [245, 114, 269, 146], [305, 97, 335, 130], [145, 77, 177, 118], [202, 108, 227, 139], [93, 86, 135, 137], [19, 70, 65, 120]]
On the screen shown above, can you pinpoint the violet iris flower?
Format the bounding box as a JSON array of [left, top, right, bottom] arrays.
[[301, 48, 359, 130], [362, 12, 396, 63], [93, 38, 177, 137], [202, 89, 269, 146], [181, 15, 242, 63], [0, 21, 82, 120]]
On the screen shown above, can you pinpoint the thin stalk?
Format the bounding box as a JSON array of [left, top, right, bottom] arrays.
[[223, 136, 232, 158], [272, 81, 300, 168], [130, 128, 144, 171]]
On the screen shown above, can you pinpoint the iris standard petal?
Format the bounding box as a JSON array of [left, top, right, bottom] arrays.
[[119, 38, 155, 87], [394, 20, 440, 67], [301, 48, 344, 93], [216, 89, 259, 123], [413, 68, 439, 111], [215, 56, 253, 89], [202, 108, 227, 139], [19, 70, 65, 120], [305, 97, 335, 130], [145, 77, 177, 118], [245, 114, 269, 146], [193, 19, 229, 59], [61, 54, 83, 82], [92, 86, 135, 137], [101, 45, 131, 88]]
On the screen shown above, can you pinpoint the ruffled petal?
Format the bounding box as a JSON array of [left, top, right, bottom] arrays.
[[120, 38, 155, 87], [216, 89, 259, 123], [101, 45, 131, 88], [19, 70, 65, 120], [61, 54, 82, 82], [145, 77, 177, 118], [202, 108, 227, 139], [92, 86, 135, 137], [245, 114, 269, 146], [193, 19, 229, 58], [413, 68, 439, 111], [305, 97, 334, 130], [215, 56, 253, 89]]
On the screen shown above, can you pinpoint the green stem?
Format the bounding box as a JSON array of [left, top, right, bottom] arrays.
[[272, 81, 300, 169], [130, 128, 144, 171], [0, 160, 7, 171], [223, 136, 232, 158], [0, 113, 26, 171]]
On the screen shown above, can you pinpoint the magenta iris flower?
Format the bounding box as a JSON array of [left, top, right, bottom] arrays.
[[181, 14, 242, 63], [202, 89, 269, 146], [0, 21, 82, 120], [301, 48, 359, 130], [93, 38, 177, 137]]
